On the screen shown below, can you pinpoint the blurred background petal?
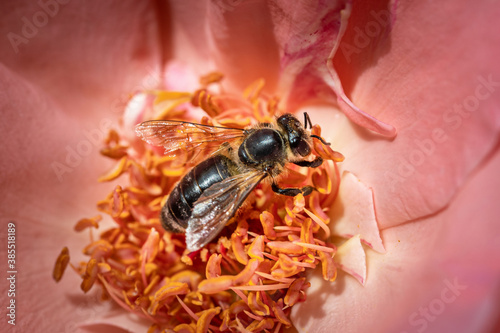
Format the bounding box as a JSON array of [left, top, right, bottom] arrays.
[[0, 1, 165, 331], [292, 0, 500, 331], [329, 0, 500, 227]]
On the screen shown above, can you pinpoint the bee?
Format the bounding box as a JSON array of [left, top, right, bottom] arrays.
[[135, 112, 331, 252]]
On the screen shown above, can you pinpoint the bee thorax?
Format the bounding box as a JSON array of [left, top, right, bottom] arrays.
[[238, 128, 285, 167]]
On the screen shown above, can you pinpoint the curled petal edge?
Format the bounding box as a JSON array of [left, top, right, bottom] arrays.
[[335, 234, 367, 285], [325, 4, 397, 138], [330, 171, 385, 253]]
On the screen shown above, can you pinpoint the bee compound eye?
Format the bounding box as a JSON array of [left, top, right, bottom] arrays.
[[296, 140, 311, 157], [289, 136, 299, 148]]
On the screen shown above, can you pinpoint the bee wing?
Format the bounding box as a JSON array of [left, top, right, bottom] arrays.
[[135, 120, 245, 163], [185, 171, 267, 252]]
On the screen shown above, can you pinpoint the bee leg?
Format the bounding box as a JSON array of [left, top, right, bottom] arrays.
[[271, 183, 316, 197], [301, 186, 315, 196], [292, 156, 323, 168]]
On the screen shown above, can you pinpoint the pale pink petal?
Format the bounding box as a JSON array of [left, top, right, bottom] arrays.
[[291, 146, 500, 333], [326, 0, 500, 226], [335, 235, 366, 285], [163, 60, 201, 92], [330, 171, 385, 253], [122, 92, 154, 142]]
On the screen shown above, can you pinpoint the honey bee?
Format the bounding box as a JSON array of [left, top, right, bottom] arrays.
[[135, 113, 331, 252]]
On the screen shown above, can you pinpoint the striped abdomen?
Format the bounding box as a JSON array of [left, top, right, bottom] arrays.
[[160, 155, 237, 232]]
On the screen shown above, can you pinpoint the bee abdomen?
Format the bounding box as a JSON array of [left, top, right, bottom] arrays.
[[160, 155, 236, 233]]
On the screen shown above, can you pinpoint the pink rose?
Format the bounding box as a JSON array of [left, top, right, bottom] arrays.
[[1, 1, 499, 332]]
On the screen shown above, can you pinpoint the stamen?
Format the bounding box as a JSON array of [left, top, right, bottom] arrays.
[[292, 241, 335, 253], [244, 310, 264, 321], [54, 75, 346, 332], [274, 226, 301, 231], [230, 287, 248, 302], [176, 295, 199, 321], [231, 284, 290, 291], [304, 208, 331, 238], [255, 272, 295, 284], [52, 247, 70, 282]]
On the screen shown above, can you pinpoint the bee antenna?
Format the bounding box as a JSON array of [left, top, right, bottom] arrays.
[[303, 112, 313, 130], [311, 135, 331, 145]]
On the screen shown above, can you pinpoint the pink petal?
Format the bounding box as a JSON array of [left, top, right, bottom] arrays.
[[0, 63, 114, 216], [78, 311, 151, 333], [327, 0, 398, 137], [0, 1, 164, 120], [291, 146, 500, 333], [330, 171, 385, 253], [325, 0, 500, 227], [206, 0, 280, 92], [167, 1, 212, 74], [0, 62, 119, 333], [335, 235, 366, 285], [269, 0, 348, 104], [269, 0, 396, 136], [0, 3, 164, 329]]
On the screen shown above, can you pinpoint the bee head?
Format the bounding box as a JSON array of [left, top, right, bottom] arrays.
[[277, 114, 311, 157]]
